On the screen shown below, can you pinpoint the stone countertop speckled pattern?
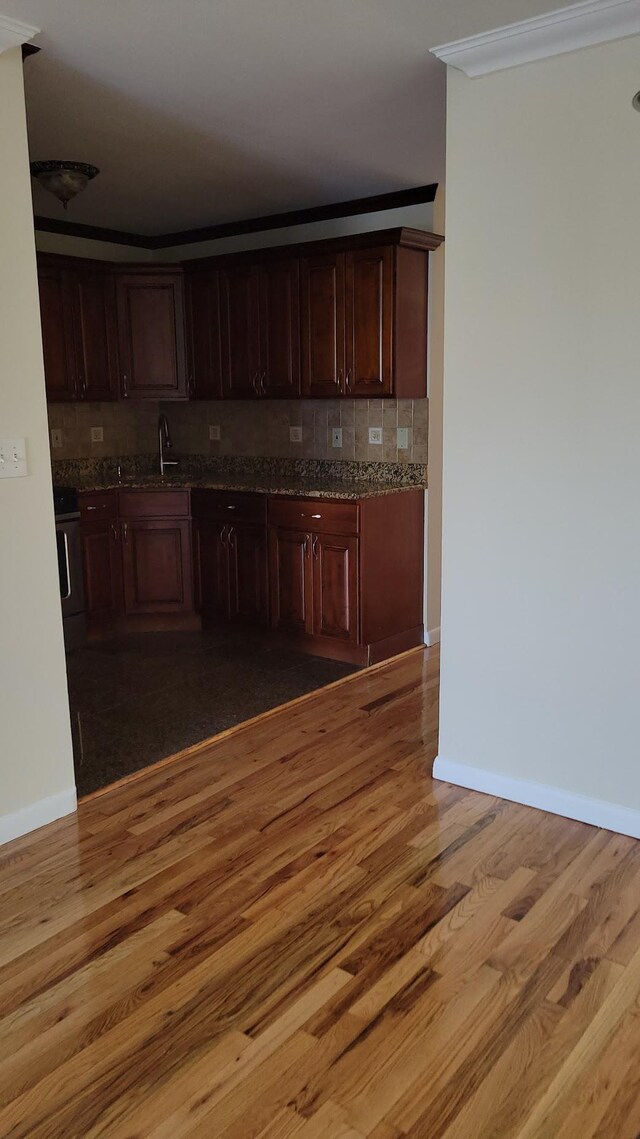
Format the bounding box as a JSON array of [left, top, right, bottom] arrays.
[[74, 475, 426, 500]]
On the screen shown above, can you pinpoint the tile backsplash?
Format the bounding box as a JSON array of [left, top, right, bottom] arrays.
[[47, 398, 428, 465]]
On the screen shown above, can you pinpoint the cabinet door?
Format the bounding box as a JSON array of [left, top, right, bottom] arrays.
[[344, 246, 393, 398], [300, 253, 345, 397], [81, 519, 121, 623], [116, 272, 187, 399], [193, 518, 229, 620], [219, 265, 260, 398], [268, 528, 313, 634], [227, 524, 268, 624], [73, 269, 119, 401], [187, 271, 222, 400], [121, 518, 193, 613], [37, 264, 77, 401], [312, 533, 359, 643], [258, 259, 300, 397]]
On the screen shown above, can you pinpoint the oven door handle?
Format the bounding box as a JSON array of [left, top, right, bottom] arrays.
[[60, 529, 72, 601]]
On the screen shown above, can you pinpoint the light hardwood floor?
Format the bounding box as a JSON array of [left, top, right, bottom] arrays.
[[1, 645, 640, 1137]]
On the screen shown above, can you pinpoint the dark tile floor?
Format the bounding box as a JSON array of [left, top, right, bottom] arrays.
[[66, 629, 359, 797]]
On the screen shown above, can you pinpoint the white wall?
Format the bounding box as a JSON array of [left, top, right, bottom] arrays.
[[437, 34, 640, 834], [0, 48, 76, 844]]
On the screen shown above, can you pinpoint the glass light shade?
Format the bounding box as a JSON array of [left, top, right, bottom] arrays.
[[30, 161, 99, 210]]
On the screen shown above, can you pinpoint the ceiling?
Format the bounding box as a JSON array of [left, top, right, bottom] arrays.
[[4, 0, 567, 235]]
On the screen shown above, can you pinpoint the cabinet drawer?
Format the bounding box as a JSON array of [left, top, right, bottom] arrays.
[[191, 489, 267, 525], [118, 490, 190, 518], [79, 491, 117, 521], [268, 496, 359, 535]]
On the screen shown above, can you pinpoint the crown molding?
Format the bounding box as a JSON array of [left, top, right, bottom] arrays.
[[34, 182, 438, 250], [0, 13, 39, 55], [430, 0, 640, 77]]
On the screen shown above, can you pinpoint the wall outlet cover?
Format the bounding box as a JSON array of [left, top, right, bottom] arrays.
[[332, 427, 343, 449], [51, 428, 63, 449], [289, 426, 303, 443], [397, 427, 410, 450], [368, 427, 383, 445], [90, 427, 104, 443], [209, 425, 221, 441]]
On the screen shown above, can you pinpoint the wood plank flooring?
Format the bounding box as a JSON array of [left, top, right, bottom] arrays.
[[1, 645, 640, 1137]]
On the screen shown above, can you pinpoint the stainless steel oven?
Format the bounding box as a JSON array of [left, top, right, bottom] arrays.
[[53, 487, 86, 651]]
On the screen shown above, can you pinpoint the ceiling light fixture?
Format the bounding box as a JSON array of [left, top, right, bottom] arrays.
[[29, 161, 99, 209], [633, 91, 640, 112]]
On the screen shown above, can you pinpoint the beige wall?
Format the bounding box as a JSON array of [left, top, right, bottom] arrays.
[[437, 36, 640, 828], [0, 49, 76, 843]]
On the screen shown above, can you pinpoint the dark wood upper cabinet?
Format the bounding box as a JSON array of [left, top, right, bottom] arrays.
[[300, 252, 346, 398], [219, 265, 260, 398], [115, 271, 187, 399], [344, 246, 393, 398], [38, 263, 77, 401], [258, 258, 300, 398], [186, 271, 222, 400], [71, 269, 119, 401]]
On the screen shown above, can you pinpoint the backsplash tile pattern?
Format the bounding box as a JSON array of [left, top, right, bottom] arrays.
[[47, 398, 428, 465]]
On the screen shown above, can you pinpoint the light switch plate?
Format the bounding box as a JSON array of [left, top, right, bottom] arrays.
[[331, 427, 343, 449], [289, 426, 303, 443], [397, 427, 410, 450], [90, 426, 104, 443], [51, 428, 63, 449], [0, 437, 28, 478], [368, 427, 383, 445], [209, 425, 221, 441]]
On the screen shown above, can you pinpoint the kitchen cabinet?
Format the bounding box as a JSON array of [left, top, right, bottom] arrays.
[[72, 269, 119, 401], [79, 493, 121, 626], [38, 262, 78, 402], [300, 252, 345, 398], [191, 490, 268, 625], [268, 528, 313, 634], [219, 264, 260, 398], [344, 245, 393, 398], [258, 258, 301, 397], [119, 491, 192, 613], [267, 489, 424, 663], [115, 270, 187, 399], [186, 270, 222, 399]]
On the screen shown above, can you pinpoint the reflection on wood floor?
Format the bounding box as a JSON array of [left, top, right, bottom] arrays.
[[1, 644, 640, 1137]]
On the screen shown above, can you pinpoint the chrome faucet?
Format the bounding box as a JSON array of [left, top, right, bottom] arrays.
[[158, 413, 178, 477]]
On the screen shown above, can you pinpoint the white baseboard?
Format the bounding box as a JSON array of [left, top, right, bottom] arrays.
[[0, 787, 77, 846], [426, 626, 441, 646], [433, 756, 640, 840]]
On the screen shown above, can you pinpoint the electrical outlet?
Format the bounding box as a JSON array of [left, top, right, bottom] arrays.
[[51, 428, 63, 449], [331, 427, 343, 449], [90, 426, 104, 443], [289, 426, 303, 443], [397, 427, 410, 450], [368, 427, 383, 445], [0, 438, 28, 478], [209, 425, 221, 441]]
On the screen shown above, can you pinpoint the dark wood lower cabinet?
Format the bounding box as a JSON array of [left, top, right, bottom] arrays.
[[312, 533, 359, 643], [121, 518, 192, 614], [80, 518, 121, 625], [79, 487, 424, 664], [268, 528, 313, 635]]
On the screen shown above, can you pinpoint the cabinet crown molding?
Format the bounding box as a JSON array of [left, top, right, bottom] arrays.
[[0, 13, 39, 55], [430, 0, 640, 77]]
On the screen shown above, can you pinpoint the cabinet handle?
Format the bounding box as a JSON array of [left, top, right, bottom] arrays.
[[122, 521, 128, 542], [188, 373, 194, 397], [300, 512, 322, 519], [345, 369, 352, 393], [85, 505, 104, 511], [220, 524, 229, 547], [337, 368, 343, 390], [111, 523, 118, 542], [260, 371, 268, 396], [226, 504, 236, 510], [304, 533, 311, 558], [312, 535, 319, 559], [122, 374, 128, 397], [252, 372, 260, 396], [228, 525, 235, 547]]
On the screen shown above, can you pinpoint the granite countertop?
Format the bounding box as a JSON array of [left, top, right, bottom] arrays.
[[75, 474, 426, 501]]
